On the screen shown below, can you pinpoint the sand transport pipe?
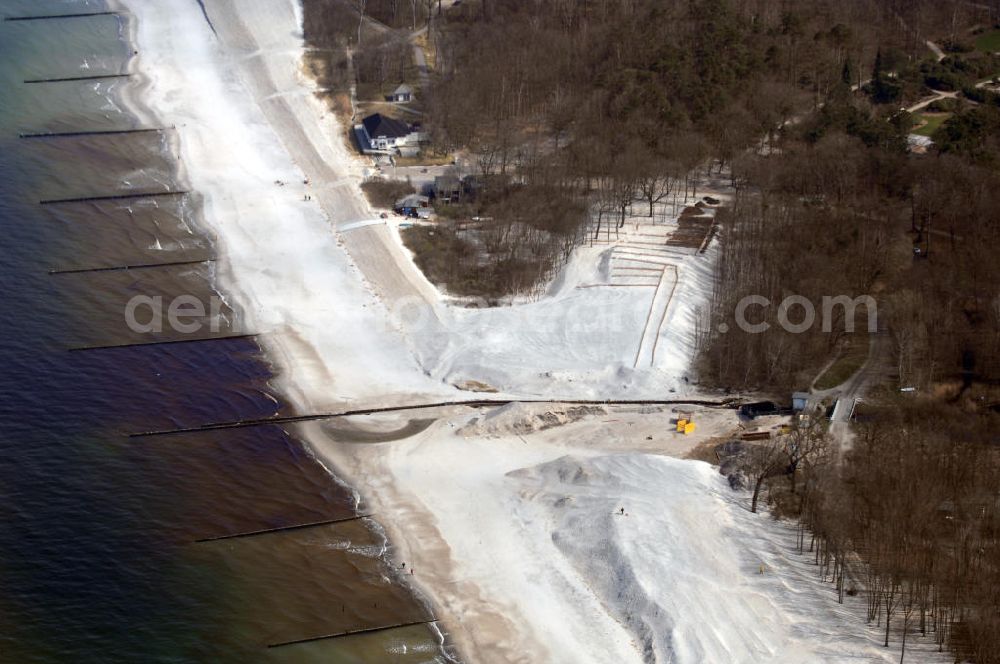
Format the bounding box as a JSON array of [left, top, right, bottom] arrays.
[[3, 12, 120, 22], [130, 398, 743, 438], [24, 73, 131, 84], [195, 514, 374, 544], [19, 128, 168, 139]]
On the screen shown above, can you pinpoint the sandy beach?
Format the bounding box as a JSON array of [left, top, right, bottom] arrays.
[[120, 1, 952, 662]]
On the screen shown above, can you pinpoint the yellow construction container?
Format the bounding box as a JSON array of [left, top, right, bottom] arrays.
[[684, 422, 697, 435], [676, 419, 688, 432]]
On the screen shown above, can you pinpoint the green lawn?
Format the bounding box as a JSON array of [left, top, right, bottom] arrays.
[[975, 29, 1000, 53], [814, 339, 869, 391], [394, 152, 454, 166], [913, 113, 949, 137]]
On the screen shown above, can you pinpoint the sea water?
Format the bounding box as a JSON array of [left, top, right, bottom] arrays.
[[0, 1, 446, 661]]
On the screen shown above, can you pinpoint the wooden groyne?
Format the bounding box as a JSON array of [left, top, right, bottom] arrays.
[[195, 514, 372, 543], [49, 259, 215, 275], [40, 190, 188, 206], [24, 73, 130, 84], [69, 333, 256, 353], [4, 12, 119, 22], [20, 128, 166, 139], [130, 398, 742, 438], [267, 619, 438, 649]]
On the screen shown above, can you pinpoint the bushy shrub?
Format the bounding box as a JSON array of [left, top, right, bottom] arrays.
[[361, 179, 416, 208]]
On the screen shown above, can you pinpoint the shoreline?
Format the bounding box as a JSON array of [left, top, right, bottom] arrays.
[[109, 2, 951, 663], [116, 0, 460, 659], [109, 2, 747, 661]]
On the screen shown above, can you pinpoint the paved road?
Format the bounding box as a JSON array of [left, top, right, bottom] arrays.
[[349, 6, 431, 91], [812, 326, 892, 455], [411, 29, 430, 91], [926, 40, 946, 62], [906, 89, 958, 113]]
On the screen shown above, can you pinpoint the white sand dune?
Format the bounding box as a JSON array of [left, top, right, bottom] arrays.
[[326, 406, 949, 664], [123, 0, 448, 413], [121, 2, 948, 662], [126, 0, 717, 403]]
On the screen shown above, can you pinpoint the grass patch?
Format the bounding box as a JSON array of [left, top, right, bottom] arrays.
[[401, 222, 558, 300], [913, 113, 950, 137], [395, 151, 454, 167], [975, 29, 1000, 53], [814, 338, 869, 390], [414, 31, 437, 70], [360, 179, 415, 208], [401, 225, 492, 298]]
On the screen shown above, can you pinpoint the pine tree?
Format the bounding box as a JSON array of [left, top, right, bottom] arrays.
[[869, 47, 899, 103]]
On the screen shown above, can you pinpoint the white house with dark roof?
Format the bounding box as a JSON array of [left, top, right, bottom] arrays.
[[354, 113, 420, 154]]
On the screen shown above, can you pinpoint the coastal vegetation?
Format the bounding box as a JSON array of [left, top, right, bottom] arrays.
[[402, 183, 588, 300], [361, 178, 415, 208], [302, 1, 1000, 660], [772, 402, 1000, 663]]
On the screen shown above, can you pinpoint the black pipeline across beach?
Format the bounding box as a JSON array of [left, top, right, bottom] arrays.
[[19, 128, 168, 139], [49, 258, 216, 275], [39, 190, 188, 206], [266, 619, 439, 649], [195, 514, 374, 544], [3, 12, 120, 22], [130, 398, 743, 438], [23, 73, 131, 84], [69, 334, 258, 353]]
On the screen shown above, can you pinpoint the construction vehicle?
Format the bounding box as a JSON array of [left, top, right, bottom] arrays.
[[675, 410, 696, 434]]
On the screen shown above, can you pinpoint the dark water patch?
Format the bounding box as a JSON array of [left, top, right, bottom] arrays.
[[3, 11, 127, 82], [39, 196, 213, 272], [1, 0, 110, 19], [0, 1, 451, 660], [126, 426, 357, 542], [9, 77, 139, 134], [187, 520, 432, 647], [23, 132, 176, 201], [55, 261, 242, 347], [66, 335, 290, 429]]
